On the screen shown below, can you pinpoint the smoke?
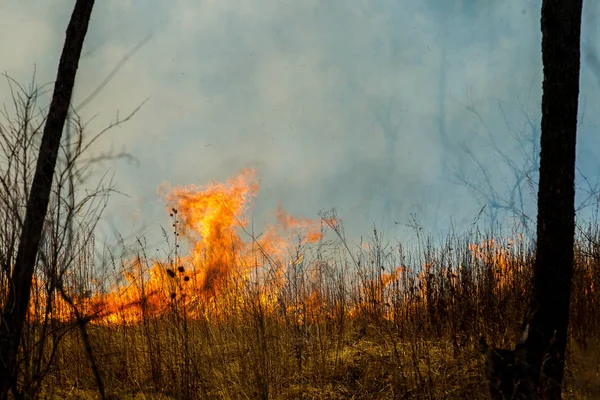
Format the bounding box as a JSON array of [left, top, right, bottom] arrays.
[[1, 0, 599, 249]]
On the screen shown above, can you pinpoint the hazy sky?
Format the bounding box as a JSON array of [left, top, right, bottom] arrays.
[[1, 0, 599, 249]]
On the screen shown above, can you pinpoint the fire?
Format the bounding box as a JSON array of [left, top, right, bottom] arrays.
[[158, 168, 260, 295], [468, 237, 524, 290], [21, 168, 530, 327], [276, 205, 323, 243], [79, 168, 324, 324]]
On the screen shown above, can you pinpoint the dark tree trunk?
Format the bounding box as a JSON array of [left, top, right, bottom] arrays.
[[479, 1, 583, 399], [0, 1, 95, 398], [520, 0, 583, 398]]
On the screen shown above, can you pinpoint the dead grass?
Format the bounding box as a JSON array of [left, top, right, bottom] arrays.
[[8, 225, 600, 399]]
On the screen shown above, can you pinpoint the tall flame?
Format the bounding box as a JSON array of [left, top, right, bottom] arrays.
[[83, 168, 323, 323], [158, 168, 260, 295]]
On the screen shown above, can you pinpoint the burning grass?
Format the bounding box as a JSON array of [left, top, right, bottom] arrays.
[[5, 170, 600, 399]]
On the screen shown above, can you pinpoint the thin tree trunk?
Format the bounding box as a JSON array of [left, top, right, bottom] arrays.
[[520, 0, 583, 398], [0, 1, 95, 398]]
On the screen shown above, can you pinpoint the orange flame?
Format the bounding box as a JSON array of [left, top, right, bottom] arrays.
[[79, 168, 324, 324], [158, 168, 259, 295], [468, 238, 521, 290]]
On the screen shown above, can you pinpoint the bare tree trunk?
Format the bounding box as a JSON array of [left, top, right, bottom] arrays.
[[479, 1, 583, 399], [521, 0, 583, 398], [0, 1, 95, 398]]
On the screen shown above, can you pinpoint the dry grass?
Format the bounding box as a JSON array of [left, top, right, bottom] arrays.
[[14, 223, 597, 400]]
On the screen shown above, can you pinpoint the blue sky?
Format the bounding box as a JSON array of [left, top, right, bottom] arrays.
[[1, 0, 599, 249]]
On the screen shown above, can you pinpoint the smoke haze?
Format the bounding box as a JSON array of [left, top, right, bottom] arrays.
[[1, 0, 599, 248]]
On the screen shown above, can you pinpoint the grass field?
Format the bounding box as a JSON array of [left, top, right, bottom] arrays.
[[13, 217, 599, 400], [0, 164, 596, 400]]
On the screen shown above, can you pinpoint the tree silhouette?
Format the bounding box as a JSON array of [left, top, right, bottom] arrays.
[[0, 1, 96, 398], [522, 0, 583, 396], [480, 0, 583, 398]]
